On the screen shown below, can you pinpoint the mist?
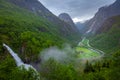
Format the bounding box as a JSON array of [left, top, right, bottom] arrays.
[[40, 43, 104, 65], [40, 44, 76, 64]]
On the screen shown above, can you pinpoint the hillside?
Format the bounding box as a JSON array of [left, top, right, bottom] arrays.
[[97, 15, 120, 33], [90, 15, 120, 53], [84, 0, 120, 34], [0, 0, 80, 62], [7, 0, 79, 36]]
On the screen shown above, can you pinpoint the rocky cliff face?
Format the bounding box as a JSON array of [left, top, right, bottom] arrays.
[[7, 0, 79, 36], [59, 13, 79, 32], [85, 0, 120, 34]]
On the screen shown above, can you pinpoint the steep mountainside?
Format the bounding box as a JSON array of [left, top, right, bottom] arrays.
[[59, 13, 78, 32], [84, 0, 120, 34], [97, 15, 120, 34], [90, 15, 120, 53], [0, 0, 80, 62]]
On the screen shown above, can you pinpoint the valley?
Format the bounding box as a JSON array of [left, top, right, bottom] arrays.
[[0, 0, 120, 80], [76, 38, 103, 59]]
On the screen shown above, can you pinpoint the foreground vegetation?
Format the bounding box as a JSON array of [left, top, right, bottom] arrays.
[[1, 37, 120, 80], [1, 50, 120, 80]]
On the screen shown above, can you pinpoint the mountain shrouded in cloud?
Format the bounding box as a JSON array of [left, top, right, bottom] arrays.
[[40, 0, 115, 22]]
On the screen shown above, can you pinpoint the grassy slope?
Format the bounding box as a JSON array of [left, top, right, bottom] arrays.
[[90, 15, 120, 53]]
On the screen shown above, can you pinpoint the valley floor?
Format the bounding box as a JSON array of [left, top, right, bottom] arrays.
[[76, 38, 104, 59]]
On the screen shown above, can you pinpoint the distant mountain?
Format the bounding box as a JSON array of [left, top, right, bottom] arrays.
[[75, 22, 85, 33], [84, 0, 120, 34], [59, 13, 79, 32]]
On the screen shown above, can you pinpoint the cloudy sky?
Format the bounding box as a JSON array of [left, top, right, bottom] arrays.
[[39, 0, 116, 22]]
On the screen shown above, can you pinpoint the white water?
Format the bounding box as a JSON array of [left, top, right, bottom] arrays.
[[3, 43, 38, 70], [3, 44, 24, 66], [3, 43, 40, 80]]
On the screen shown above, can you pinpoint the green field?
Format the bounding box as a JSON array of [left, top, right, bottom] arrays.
[[76, 47, 100, 59], [76, 38, 101, 59]]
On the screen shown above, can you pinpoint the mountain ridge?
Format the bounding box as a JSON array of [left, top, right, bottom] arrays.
[[7, 0, 79, 36], [84, 0, 120, 34]]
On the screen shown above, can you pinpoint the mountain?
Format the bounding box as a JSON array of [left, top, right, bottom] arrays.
[[7, 0, 79, 36], [58, 13, 75, 27], [97, 15, 120, 34], [75, 22, 85, 33], [59, 13, 79, 32], [84, 0, 120, 34], [90, 15, 120, 53], [0, 0, 81, 63]]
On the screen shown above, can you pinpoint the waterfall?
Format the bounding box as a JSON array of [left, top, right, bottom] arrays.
[[3, 43, 24, 66], [3, 43, 40, 80], [3, 43, 36, 70]]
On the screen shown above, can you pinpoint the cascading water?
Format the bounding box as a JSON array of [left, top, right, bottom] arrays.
[[3, 43, 40, 80], [3, 44, 23, 66]]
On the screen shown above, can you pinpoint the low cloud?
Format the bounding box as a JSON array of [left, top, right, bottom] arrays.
[[40, 44, 75, 63]]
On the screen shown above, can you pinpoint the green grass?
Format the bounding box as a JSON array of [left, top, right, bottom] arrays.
[[76, 47, 100, 59], [76, 38, 101, 59]]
